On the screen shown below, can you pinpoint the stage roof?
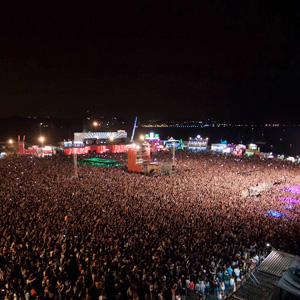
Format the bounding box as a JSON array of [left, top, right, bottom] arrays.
[[227, 250, 299, 300]]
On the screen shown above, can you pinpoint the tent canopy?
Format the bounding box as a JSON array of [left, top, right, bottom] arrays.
[[277, 256, 300, 298]]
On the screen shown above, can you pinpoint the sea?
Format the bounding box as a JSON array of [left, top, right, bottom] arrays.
[[135, 125, 300, 157]]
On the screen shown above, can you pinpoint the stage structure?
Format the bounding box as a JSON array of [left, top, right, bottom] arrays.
[[128, 144, 151, 173], [211, 142, 229, 153], [163, 138, 184, 150], [128, 144, 175, 175], [188, 135, 208, 151], [18, 135, 53, 156], [64, 144, 128, 155], [144, 133, 166, 151], [74, 131, 127, 143], [63, 131, 129, 155]]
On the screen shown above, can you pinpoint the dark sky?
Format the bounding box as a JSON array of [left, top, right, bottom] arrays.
[[1, 1, 299, 123]]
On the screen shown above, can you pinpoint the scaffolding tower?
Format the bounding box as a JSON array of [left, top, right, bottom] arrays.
[[136, 144, 151, 165]]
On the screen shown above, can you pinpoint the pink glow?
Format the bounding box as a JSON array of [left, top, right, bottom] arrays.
[[280, 197, 300, 204], [285, 186, 300, 195]]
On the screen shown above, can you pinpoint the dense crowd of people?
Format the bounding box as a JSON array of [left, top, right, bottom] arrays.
[[0, 150, 299, 300]]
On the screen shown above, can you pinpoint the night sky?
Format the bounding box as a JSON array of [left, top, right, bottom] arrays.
[[1, 1, 299, 123]]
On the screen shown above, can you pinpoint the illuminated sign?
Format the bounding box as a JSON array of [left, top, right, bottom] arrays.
[[144, 133, 159, 140]]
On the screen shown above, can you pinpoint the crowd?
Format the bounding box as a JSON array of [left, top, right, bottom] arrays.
[[0, 150, 299, 300]]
